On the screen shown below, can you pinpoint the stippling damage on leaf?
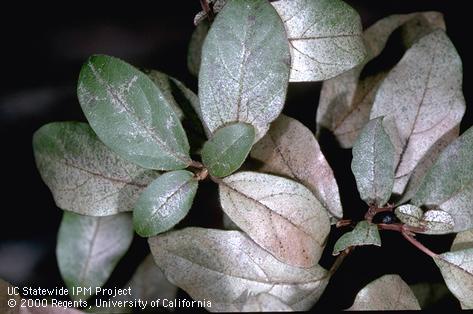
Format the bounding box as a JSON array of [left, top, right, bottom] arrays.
[[149, 228, 329, 312], [251, 114, 342, 220], [395, 205, 454, 234], [272, 0, 366, 82], [33, 122, 159, 216], [77, 55, 191, 170], [317, 12, 446, 148], [219, 171, 330, 268], [57, 212, 133, 301], [347, 274, 421, 310], [351, 117, 395, 206], [199, 0, 291, 141], [332, 221, 381, 255]]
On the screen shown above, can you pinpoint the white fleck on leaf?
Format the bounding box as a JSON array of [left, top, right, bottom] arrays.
[[272, 0, 366, 82], [77, 55, 192, 170], [419, 209, 454, 235], [413, 126, 473, 232], [395, 204, 423, 227], [56, 212, 133, 301], [133, 170, 198, 237], [332, 221, 381, 256], [351, 118, 395, 206], [317, 12, 446, 148], [33, 122, 159, 216], [347, 274, 421, 310], [251, 114, 342, 220], [451, 230, 473, 252], [219, 171, 330, 268], [199, 0, 291, 141], [434, 248, 473, 309], [148, 228, 329, 311], [370, 30, 465, 196]]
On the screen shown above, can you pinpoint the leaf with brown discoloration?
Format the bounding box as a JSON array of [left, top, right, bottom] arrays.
[[149, 228, 329, 311], [317, 12, 446, 148], [219, 171, 330, 268], [251, 114, 342, 219], [348, 274, 421, 310]]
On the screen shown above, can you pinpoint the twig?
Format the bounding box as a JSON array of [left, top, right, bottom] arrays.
[[200, 0, 214, 22]]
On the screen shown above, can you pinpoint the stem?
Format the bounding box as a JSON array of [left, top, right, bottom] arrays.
[[401, 232, 438, 258], [365, 203, 394, 223], [199, 0, 214, 22], [190, 160, 204, 169]]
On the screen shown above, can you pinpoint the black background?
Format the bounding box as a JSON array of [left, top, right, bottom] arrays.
[[1, 1, 471, 311]]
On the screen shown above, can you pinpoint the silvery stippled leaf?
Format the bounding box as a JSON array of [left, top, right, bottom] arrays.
[[57, 212, 133, 301], [251, 114, 342, 220], [240, 293, 293, 312], [219, 171, 330, 268], [199, 0, 291, 141], [188, 20, 210, 77], [77, 55, 191, 170], [420, 209, 454, 235], [317, 12, 446, 148], [332, 221, 381, 256], [347, 274, 421, 310], [370, 30, 465, 196], [394, 204, 423, 227], [33, 122, 158, 216], [133, 170, 198, 237], [148, 228, 329, 312], [434, 248, 473, 309], [351, 118, 395, 206], [452, 230, 473, 251], [202, 123, 255, 178], [272, 0, 365, 82], [413, 126, 473, 233]]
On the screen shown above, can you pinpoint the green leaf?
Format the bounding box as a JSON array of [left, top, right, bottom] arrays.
[[370, 30, 465, 196], [452, 230, 473, 251], [272, 0, 366, 82], [133, 170, 198, 237], [187, 20, 210, 76], [332, 221, 381, 255], [219, 171, 330, 268], [33, 122, 159, 216], [251, 114, 343, 220], [77, 55, 191, 170], [57, 211, 133, 301], [149, 228, 329, 311], [199, 0, 291, 141], [412, 126, 473, 232], [202, 123, 255, 177], [317, 12, 446, 148], [410, 282, 450, 310], [434, 248, 473, 309], [348, 275, 421, 310], [351, 118, 395, 206]]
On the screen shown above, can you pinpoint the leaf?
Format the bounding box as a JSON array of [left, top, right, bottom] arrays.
[[420, 209, 454, 234], [202, 123, 255, 177], [33, 122, 158, 216], [451, 230, 473, 251], [251, 114, 342, 219], [347, 274, 421, 310], [434, 248, 473, 309], [395, 204, 423, 227], [199, 0, 291, 141], [412, 126, 473, 232], [317, 12, 446, 148], [77, 55, 191, 170], [351, 117, 395, 206], [272, 0, 365, 82], [410, 282, 450, 309], [332, 221, 381, 255], [133, 170, 198, 237], [56, 211, 133, 301], [240, 293, 293, 312], [218, 171, 330, 268], [188, 20, 210, 76], [370, 30, 465, 195], [148, 228, 329, 311]]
